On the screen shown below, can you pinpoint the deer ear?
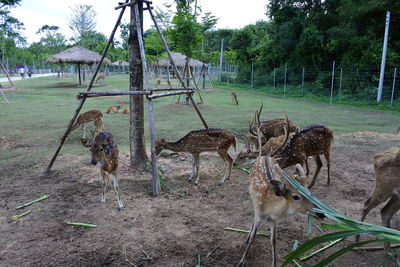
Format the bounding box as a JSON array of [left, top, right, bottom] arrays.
[[270, 180, 287, 197], [80, 138, 91, 148]]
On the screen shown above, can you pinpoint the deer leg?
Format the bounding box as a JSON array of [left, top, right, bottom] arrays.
[[194, 154, 201, 185], [188, 154, 196, 181], [238, 217, 261, 267], [308, 155, 322, 189], [305, 157, 310, 176], [100, 170, 107, 203], [111, 174, 125, 210], [324, 151, 331, 185], [218, 150, 232, 185], [270, 221, 277, 267], [245, 217, 257, 244], [381, 194, 400, 251]]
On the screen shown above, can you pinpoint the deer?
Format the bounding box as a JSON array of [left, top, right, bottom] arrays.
[[231, 92, 239, 105], [248, 104, 299, 150], [106, 105, 122, 114], [70, 110, 104, 139], [155, 128, 237, 185], [396, 126, 400, 135], [156, 79, 161, 87], [238, 112, 325, 266], [81, 131, 124, 210], [356, 147, 400, 251], [95, 74, 105, 83], [123, 108, 130, 114]]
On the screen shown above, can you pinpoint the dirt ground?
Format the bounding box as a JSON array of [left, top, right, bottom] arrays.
[[1, 132, 400, 266]]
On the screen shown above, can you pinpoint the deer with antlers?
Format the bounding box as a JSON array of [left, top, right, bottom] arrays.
[[81, 131, 124, 210], [248, 104, 299, 150], [155, 128, 237, 185], [238, 113, 324, 266], [356, 147, 400, 251], [70, 110, 104, 139]]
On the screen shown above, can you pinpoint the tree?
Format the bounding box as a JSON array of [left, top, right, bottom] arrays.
[[69, 4, 97, 46], [35, 25, 66, 53]]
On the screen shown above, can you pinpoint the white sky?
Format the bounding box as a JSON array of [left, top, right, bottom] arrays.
[[10, 0, 269, 45]]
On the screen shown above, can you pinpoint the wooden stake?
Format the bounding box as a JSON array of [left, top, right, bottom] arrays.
[[43, 0, 129, 176]]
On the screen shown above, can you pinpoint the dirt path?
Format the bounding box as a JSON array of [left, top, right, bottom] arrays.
[[0, 132, 399, 266]]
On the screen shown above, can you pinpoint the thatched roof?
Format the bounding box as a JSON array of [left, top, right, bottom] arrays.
[[111, 60, 129, 66], [156, 53, 206, 68], [47, 46, 111, 65]]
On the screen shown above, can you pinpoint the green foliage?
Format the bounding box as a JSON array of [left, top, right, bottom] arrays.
[[68, 4, 97, 46]]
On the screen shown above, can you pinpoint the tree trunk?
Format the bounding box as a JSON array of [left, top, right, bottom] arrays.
[[129, 0, 147, 171]]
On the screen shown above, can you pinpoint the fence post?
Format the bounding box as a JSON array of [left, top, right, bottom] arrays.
[[330, 61, 335, 105], [339, 67, 343, 101], [391, 67, 397, 106], [273, 67, 276, 90], [377, 11, 391, 102], [301, 66, 305, 96], [251, 62, 254, 90], [283, 62, 287, 96]]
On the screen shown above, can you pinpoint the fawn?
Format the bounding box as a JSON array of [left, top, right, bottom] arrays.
[[270, 124, 333, 189], [95, 74, 105, 83], [106, 105, 122, 114], [231, 92, 239, 105], [70, 110, 104, 139], [123, 108, 130, 114], [356, 147, 400, 251], [81, 131, 124, 210], [155, 128, 237, 185]]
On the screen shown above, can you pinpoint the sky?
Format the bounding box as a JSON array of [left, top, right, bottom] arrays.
[[10, 0, 269, 44]]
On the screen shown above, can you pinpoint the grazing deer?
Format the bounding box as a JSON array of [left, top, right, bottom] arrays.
[[238, 158, 325, 266], [356, 147, 400, 251], [271, 124, 334, 189], [81, 132, 124, 210], [95, 74, 105, 83], [155, 128, 237, 185], [70, 110, 104, 139], [231, 92, 239, 105], [156, 79, 161, 87], [106, 105, 122, 114], [248, 104, 299, 150], [123, 108, 130, 114]]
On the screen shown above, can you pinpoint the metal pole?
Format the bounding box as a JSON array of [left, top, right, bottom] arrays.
[[251, 62, 254, 90], [301, 67, 305, 96], [219, 39, 224, 82], [330, 61, 335, 105], [339, 68, 343, 101], [283, 62, 287, 96], [391, 67, 397, 106], [377, 11, 390, 102], [273, 67, 276, 90]]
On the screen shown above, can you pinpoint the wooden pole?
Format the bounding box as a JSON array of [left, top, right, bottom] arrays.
[[146, 2, 208, 129], [78, 64, 81, 86], [0, 86, 9, 104], [133, 2, 159, 195], [330, 61, 335, 105], [43, 1, 129, 175], [0, 61, 15, 88]]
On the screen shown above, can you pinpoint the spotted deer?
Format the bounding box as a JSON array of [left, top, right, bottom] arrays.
[[70, 110, 104, 139], [231, 92, 239, 105], [156, 79, 161, 87], [95, 74, 105, 83], [248, 104, 299, 150], [356, 147, 400, 251], [155, 128, 237, 185], [123, 108, 130, 114], [81, 131, 124, 210], [106, 105, 122, 114], [238, 157, 324, 266]]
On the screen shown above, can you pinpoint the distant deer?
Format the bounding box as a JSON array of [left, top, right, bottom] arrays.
[[106, 105, 122, 114], [155, 128, 237, 185], [81, 131, 124, 210], [95, 74, 105, 83], [70, 110, 104, 139], [396, 126, 400, 135], [156, 79, 161, 87], [123, 108, 130, 114], [356, 147, 400, 251], [238, 152, 324, 266], [248, 104, 299, 150], [271, 124, 334, 189], [231, 92, 239, 105]]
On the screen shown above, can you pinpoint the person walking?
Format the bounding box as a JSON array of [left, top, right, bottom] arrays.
[[18, 66, 25, 79]]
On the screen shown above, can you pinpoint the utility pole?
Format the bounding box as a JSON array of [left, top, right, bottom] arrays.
[[219, 39, 224, 82], [377, 11, 390, 102], [129, 0, 147, 171]]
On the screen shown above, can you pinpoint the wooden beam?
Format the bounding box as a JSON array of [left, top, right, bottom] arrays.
[[147, 90, 194, 99], [77, 90, 150, 99]]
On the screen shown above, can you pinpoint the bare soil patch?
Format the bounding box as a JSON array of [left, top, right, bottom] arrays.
[[1, 132, 400, 266]]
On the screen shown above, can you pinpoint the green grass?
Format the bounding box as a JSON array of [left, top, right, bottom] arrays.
[[1, 74, 398, 167]]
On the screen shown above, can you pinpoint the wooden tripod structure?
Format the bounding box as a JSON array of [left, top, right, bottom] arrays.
[[43, 0, 209, 196]]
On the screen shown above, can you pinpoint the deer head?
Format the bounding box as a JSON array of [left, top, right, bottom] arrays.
[[155, 138, 167, 155], [81, 132, 116, 167]]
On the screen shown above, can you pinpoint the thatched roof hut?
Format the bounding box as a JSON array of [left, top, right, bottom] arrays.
[[156, 53, 206, 68], [47, 46, 111, 85], [111, 60, 129, 66]]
